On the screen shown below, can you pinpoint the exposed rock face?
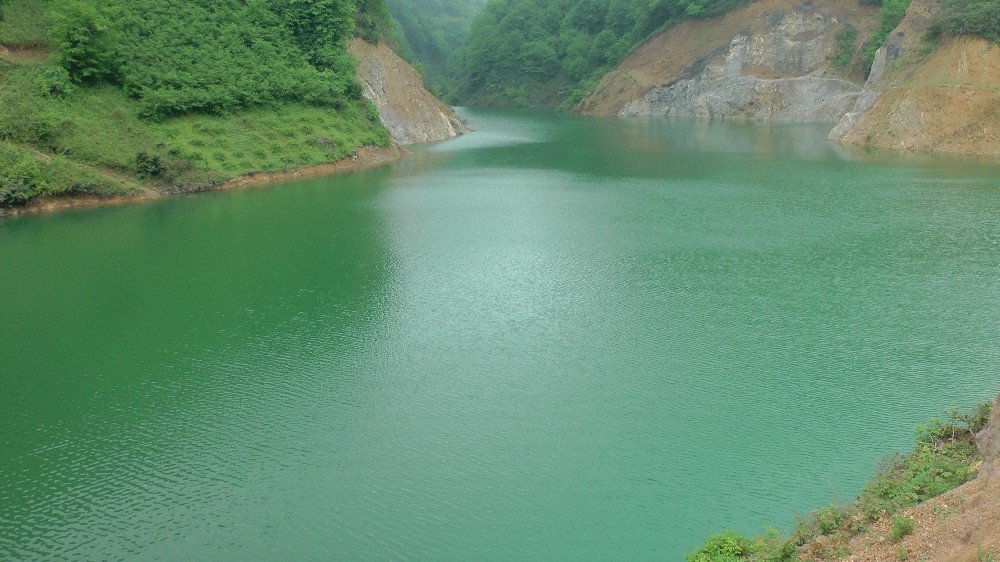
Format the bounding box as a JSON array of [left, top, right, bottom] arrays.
[[578, 0, 879, 122], [829, 0, 1000, 156], [350, 38, 467, 146], [827, 0, 935, 139]]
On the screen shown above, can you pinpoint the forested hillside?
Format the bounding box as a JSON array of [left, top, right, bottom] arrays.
[[387, 0, 486, 91], [449, 0, 747, 107], [0, 0, 395, 209]]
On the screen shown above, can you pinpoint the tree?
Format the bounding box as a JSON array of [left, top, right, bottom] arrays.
[[49, 0, 113, 82]]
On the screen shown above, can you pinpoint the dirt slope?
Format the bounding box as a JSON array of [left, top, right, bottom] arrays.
[[576, 0, 880, 120], [350, 38, 467, 146], [829, 0, 1000, 157], [820, 396, 1000, 562]]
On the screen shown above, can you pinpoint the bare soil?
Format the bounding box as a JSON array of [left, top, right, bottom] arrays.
[[838, 36, 1000, 156], [349, 38, 467, 145], [804, 396, 1000, 562]]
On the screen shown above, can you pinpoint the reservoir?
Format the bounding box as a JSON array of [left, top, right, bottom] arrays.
[[1, 109, 998, 559]]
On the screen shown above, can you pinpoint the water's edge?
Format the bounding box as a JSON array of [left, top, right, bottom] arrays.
[[0, 144, 404, 220]]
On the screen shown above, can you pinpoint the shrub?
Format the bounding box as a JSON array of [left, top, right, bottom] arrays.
[[134, 152, 164, 180], [34, 65, 75, 96], [0, 177, 33, 207], [856, 440, 978, 519], [889, 516, 914, 543], [686, 530, 755, 562], [928, 0, 1000, 43], [860, 0, 911, 76], [49, 0, 114, 83], [831, 26, 859, 69], [0, 145, 45, 206]]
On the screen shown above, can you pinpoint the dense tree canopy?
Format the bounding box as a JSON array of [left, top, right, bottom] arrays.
[[386, 0, 486, 90], [448, 0, 748, 107]]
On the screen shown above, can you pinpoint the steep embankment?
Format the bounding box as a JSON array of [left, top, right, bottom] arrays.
[[819, 395, 1000, 561], [688, 399, 999, 561], [829, 0, 1000, 156], [577, 0, 879, 121], [350, 38, 468, 146]]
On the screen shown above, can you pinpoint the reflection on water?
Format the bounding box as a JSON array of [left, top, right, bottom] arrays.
[[1, 108, 998, 560]]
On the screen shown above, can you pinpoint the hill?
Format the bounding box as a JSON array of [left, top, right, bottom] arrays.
[[830, 0, 1000, 155], [574, 0, 881, 120], [575, 0, 998, 155], [448, 0, 752, 108], [386, 0, 486, 92], [0, 0, 462, 215]]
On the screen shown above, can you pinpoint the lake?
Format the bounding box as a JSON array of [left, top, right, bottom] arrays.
[[1, 109, 998, 560]]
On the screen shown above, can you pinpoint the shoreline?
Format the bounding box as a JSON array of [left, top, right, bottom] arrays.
[[0, 144, 406, 220]]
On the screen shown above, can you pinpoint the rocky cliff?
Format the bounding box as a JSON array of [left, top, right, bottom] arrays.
[[577, 0, 880, 121], [829, 0, 1000, 156], [350, 38, 468, 146]]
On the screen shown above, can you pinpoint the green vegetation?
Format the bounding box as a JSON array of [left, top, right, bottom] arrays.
[[0, 141, 134, 206], [686, 402, 992, 561], [828, 0, 998, 78], [0, 0, 50, 47], [830, 26, 859, 70], [687, 530, 789, 562], [387, 0, 486, 91], [860, 0, 911, 75], [47, 0, 373, 119], [929, 0, 1000, 44], [449, 0, 747, 108], [0, 0, 393, 209], [889, 516, 914, 543]]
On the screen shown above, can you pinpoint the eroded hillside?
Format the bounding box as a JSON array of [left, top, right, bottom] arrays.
[[830, 0, 1000, 155], [813, 395, 1000, 561], [351, 38, 468, 146], [576, 0, 880, 121]]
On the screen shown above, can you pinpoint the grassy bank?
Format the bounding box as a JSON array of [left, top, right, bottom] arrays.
[[688, 402, 993, 561], [0, 0, 392, 211]]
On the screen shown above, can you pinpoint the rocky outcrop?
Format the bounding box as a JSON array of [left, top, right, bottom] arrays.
[[829, 0, 1000, 156], [350, 38, 467, 146], [578, 0, 880, 122]]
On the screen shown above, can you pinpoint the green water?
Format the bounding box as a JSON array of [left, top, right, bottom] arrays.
[[1, 109, 998, 560]]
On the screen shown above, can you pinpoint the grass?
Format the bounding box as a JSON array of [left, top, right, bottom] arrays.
[[0, 0, 53, 48], [0, 141, 137, 205], [0, 56, 389, 207], [0, 0, 394, 209], [686, 402, 992, 561]]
